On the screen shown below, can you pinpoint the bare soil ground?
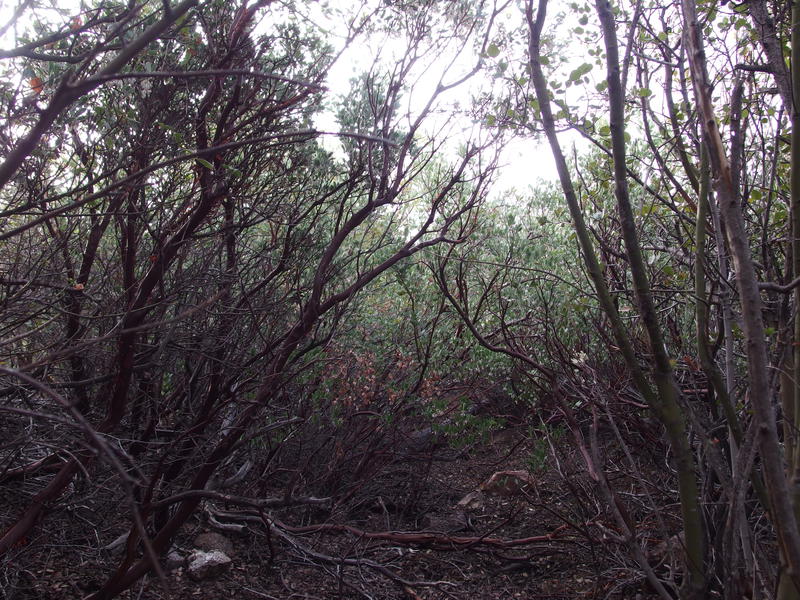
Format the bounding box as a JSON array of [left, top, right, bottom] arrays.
[[2, 425, 669, 600]]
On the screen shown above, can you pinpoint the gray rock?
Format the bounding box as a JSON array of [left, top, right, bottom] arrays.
[[403, 428, 446, 454], [186, 549, 232, 581], [193, 532, 235, 557], [456, 490, 485, 510], [165, 551, 184, 571], [479, 470, 534, 496]]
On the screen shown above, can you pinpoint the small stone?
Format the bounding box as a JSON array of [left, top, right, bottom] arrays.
[[479, 470, 534, 496], [456, 490, 485, 510], [186, 550, 232, 581], [403, 428, 446, 454], [165, 551, 184, 571]]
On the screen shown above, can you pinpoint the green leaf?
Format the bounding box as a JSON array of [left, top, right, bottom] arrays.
[[569, 62, 593, 82], [196, 158, 213, 169], [486, 114, 497, 126], [598, 125, 611, 137], [225, 165, 243, 177], [638, 87, 653, 98], [487, 43, 500, 58]]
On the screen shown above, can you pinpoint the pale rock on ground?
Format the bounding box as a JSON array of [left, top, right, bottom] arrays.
[[165, 550, 184, 571], [186, 549, 232, 581]]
